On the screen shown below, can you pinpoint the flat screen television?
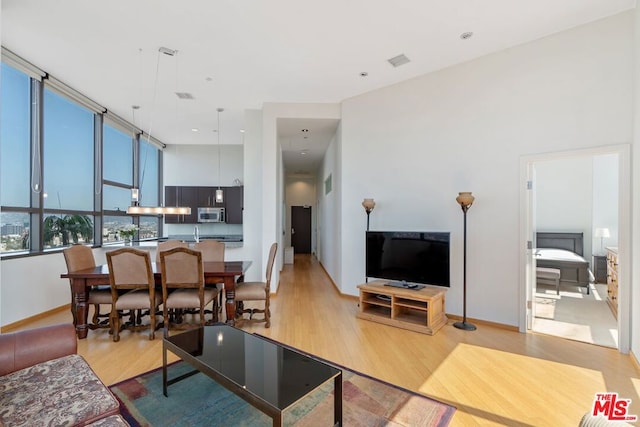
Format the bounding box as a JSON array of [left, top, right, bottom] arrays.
[[366, 231, 450, 287]]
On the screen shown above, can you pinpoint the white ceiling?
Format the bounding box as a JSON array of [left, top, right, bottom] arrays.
[[2, 0, 635, 174]]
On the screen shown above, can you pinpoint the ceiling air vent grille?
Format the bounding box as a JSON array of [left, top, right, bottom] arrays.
[[175, 92, 195, 100], [387, 54, 410, 68]]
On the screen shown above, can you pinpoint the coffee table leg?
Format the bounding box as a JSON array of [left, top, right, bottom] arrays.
[[163, 343, 168, 397], [334, 372, 343, 426]]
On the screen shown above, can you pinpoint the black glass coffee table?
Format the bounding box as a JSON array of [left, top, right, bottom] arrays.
[[163, 324, 343, 426]]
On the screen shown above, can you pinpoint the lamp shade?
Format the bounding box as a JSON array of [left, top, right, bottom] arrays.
[[595, 228, 610, 238], [456, 192, 474, 208], [362, 198, 375, 213]]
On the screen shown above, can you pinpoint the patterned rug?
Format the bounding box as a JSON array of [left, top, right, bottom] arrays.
[[111, 347, 454, 426]]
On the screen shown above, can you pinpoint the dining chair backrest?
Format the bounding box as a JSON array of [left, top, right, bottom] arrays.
[[107, 247, 155, 293], [264, 242, 278, 290], [160, 246, 204, 289], [156, 240, 188, 263], [63, 244, 96, 273], [193, 240, 225, 262]]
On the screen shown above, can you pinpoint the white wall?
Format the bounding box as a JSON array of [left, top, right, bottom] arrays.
[[338, 11, 633, 327], [163, 144, 243, 187], [630, 5, 640, 359], [318, 130, 341, 282], [535, 156, 594, 258], [593, 154, 619, 252]]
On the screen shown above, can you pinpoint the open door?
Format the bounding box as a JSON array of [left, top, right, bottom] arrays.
[[521, 159, 537, 332]]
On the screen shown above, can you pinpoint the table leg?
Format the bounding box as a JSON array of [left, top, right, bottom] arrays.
[[72, 279, 90, 339], [163, 343, 168, 397], [334, 372, 343, 426], [224, 276, 236, 326]]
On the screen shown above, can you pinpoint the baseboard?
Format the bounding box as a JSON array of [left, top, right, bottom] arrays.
[[318, 260, 358, 302], [1, 304, 70, 333], [630, 350, 640, 374], [445, 313, 519, 332]]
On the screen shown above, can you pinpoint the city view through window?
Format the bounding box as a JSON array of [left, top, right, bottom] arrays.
[[0, 59, 162, 255]]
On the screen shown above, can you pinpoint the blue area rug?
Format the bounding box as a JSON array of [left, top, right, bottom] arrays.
[[111, 350, 455, 426]]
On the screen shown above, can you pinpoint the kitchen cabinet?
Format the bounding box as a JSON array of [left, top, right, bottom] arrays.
[[225, 186, 243, 224], [164, 186, 198, 223], [197, 187, 224, 208], [164, 185, 243, 224]]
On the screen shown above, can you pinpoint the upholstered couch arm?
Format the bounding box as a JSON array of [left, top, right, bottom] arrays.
[[0, 323, 77, 376]]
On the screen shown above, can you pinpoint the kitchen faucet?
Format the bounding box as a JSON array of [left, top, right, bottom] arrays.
[[194, 225, 200, 243]]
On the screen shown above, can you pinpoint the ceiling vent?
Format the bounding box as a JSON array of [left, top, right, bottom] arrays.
[[387, 54, 410, 68], [175, 92, 195, 100]]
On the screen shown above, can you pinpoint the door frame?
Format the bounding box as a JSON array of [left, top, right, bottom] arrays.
[[519, 144, 631, 353]]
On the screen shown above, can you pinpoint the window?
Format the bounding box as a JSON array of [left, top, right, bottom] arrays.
[[0, 63, 31, 207], [1, 51, 164, 256], [139, 137, 159, 207], [1, 63, 32, 254], [43, 88, 94, 211]]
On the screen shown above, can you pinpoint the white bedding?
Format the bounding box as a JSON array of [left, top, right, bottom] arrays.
[[535, 248, 587, 263]]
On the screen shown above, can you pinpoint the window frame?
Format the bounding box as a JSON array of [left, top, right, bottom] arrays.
[[0, 51, 165, 258]]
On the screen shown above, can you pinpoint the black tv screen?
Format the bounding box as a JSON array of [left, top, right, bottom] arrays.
[[366, 231, 450, 287]]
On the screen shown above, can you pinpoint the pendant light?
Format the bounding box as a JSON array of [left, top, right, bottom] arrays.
[[215, 107, 224, 203], [127, 47, 191, 216]]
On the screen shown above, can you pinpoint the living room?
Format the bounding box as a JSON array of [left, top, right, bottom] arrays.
[[1, 2, 640, 425]]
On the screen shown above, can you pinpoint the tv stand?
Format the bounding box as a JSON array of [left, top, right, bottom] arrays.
[[357, 281, 447, 335]]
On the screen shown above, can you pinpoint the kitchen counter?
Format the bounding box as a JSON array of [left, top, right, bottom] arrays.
[[159, 234, 243, 243]]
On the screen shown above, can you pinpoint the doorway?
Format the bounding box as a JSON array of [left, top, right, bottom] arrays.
[[520, 145, 630, 353], [291, 206, 312, 254]]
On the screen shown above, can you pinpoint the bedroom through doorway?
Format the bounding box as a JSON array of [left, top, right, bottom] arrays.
[[522, 147, 629, 351]]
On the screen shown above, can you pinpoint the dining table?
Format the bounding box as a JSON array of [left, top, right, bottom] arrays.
[[61, 260, 252, 339]]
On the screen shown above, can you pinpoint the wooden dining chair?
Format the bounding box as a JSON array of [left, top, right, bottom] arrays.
[[106, 248, 162, 342], [156, 240, 189, 264], [63, 244, 111, 330], [235, 242, 277, 327], [193, 240, 226, 310], [160, 247, 219, 337]]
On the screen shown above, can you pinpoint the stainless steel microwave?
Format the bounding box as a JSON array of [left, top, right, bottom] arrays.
[[197, 207, 225, 223]]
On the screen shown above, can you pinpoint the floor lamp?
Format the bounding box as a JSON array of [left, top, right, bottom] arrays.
[[453, 192, 476, 331], [362, 198, 375, 283]]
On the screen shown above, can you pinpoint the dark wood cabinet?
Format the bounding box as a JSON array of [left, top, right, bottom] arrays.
[[164, 186, 198, 223], [164, 185, 243, 224], [225, 186, 243, 224], [197, 187, 224, 208]]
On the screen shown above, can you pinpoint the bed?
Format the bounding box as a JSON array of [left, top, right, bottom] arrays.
[[535, 232, 593, 294]]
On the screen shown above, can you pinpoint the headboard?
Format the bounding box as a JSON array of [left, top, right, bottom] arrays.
[[536, 232, 584, 256]]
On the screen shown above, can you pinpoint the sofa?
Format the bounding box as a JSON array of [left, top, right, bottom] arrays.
[[0, 323, 128, 426]]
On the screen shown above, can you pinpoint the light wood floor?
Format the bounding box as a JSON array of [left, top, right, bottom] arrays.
[[14, 254, 640, 426]]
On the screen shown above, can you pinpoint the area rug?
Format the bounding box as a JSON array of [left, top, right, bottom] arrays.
[[111, 351, 454, 426]]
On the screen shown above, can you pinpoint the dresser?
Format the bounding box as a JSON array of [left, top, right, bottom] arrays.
[[606, 247, 618, 319]]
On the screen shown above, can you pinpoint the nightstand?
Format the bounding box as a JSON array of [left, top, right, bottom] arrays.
[[592, 255, 607, 284]]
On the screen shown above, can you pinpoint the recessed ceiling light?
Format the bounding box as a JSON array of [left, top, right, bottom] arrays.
[[300, 150, 308, 155], [360, 72, 368, 77], [239, 129, 245, 133], [460, 32, 473, 40], [191, 128, 199, 132], [301, 129, 309, 132]]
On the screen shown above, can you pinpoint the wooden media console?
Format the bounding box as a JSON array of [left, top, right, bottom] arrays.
[[356, 281, 447, 335]]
